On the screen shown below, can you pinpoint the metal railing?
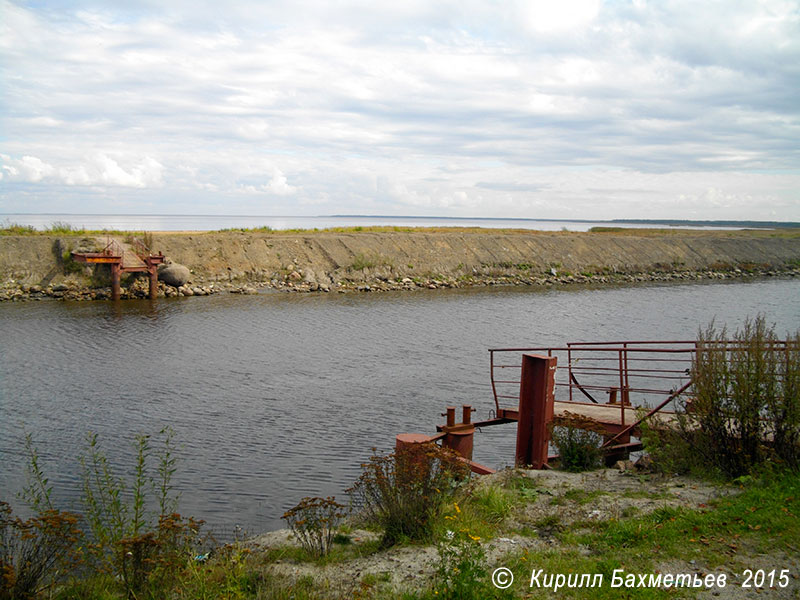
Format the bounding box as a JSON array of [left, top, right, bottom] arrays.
[[101, 238, 124, 257], [130, 238, 151, 261], [489, 339, 797, 447], [490, 341, 695, 407]]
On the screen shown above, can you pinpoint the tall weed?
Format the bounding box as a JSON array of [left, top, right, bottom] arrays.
[[647, 317, 800, 477], [348, 444, 469, 547]]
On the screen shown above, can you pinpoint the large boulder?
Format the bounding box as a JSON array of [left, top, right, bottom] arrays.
[[158, 262, 190, 287]]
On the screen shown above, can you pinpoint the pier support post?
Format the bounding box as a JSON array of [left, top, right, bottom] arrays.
[[515, 354, 557, 469], [441, 404, 476, 460], [111, 263, 121, 301], [148, 265, 158, 300]]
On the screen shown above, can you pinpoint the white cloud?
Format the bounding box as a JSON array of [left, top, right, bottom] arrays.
[[519, 0, 601, 33], [0, 0, 798, 219], [266, 169, 296, 196], [0, 152, 163, 188]]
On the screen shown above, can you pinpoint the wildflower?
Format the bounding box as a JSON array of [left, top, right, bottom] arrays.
[[454, 503, 461, 514], [468, 534, 481, 541]]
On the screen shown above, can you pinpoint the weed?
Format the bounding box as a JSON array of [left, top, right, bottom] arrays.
[[0, 220, 37, 235], [348, 444, 469, 547], [0, 502, 83, 600], [550, 415, 604, 472], [664, 317, 800, 477], [282, 496, 348, 558], [48, 221, 82, 234], [350, 253, 375, 270], [434, 504, 488, 600], [78, 428, 205, 597], [469, 486, 514, 524], [561, 489, 609, 505]]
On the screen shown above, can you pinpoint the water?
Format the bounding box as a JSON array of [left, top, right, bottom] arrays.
[[1, 278, 798, 537], [0, 213, 743, 232]]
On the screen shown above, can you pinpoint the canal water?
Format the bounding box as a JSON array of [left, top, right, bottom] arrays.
[[1, 278, 798, 537]]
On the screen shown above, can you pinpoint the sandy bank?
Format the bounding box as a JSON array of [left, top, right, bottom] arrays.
[[1, 228, 799, 300]]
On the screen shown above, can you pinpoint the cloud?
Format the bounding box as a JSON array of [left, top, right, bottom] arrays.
[[0, 153, 163, 188], [1, 0, 798, 219]]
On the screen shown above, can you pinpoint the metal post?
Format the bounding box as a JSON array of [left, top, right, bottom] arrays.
[[444, 406, 456, 427], [148, 265, 158, 300], [515, 353, 558, 469], [111, 262, 121, 301]]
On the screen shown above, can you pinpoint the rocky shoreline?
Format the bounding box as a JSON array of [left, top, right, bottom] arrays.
[[2, 229, 800, 302], [2, 264, 798, 303]]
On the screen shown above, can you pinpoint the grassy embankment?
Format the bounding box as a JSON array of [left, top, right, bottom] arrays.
[[18, 468, 796, 599]]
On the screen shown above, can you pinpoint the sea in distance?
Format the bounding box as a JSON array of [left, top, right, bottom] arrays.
[[2, 277, 799, 539], [0, 213, 746, 232]]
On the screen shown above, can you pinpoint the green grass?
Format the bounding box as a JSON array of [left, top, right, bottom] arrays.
[[469, 470, 800, 599], [261, 537, 382, 566], [0, 220, 132, 236]]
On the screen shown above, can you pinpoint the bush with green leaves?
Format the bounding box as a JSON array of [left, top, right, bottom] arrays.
[[5, 428, 207, 600], [78, 427, 209, 597], [645, 317, 800, 478], [348, 443, 470, 547], [549, 415, 604, 472]]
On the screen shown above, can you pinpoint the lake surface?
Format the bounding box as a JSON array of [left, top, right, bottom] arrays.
[[1, 213, 742, 232], [1, 278, 798, 537]]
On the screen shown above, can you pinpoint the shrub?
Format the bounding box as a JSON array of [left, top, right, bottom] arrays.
[[549, 414, 604, 472], [282, 496, 348, 558], [644, 317, 800, 478], [678, 317, 800, 477], [347, 444, 469, 547], [0, 502, 83, 600]]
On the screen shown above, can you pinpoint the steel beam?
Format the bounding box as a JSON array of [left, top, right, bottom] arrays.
[[515, 353, 557, 469]]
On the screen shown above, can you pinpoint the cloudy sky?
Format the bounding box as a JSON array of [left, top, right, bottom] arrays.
[[1, 0, 798, 220]]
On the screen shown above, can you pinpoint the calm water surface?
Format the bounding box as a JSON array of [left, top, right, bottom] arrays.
[[1, 279, 798, 536], [1, 213, 741, 232]]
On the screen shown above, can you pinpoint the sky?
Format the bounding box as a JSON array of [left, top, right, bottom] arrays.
[[1, 0, 799, 221]]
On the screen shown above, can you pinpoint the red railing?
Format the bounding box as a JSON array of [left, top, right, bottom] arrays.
[[489, 340, 797, 447], [101, 238, 124, 257]]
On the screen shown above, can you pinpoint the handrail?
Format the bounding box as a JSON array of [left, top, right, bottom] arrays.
[[102, 238, 124, 257], [489, 340, 798, 438], [130, 238, 151, 261]]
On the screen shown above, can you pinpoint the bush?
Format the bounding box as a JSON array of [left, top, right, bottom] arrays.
[[550, 415, 604, 472], [78, 428, 208, 597], [347, 444, 469, 547], [646, 317, 800, 478], [282, 496, 348, 558], [0, 502, 83, 600]]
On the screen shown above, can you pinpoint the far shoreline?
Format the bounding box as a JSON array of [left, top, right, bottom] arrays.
[[2, 227, 799, 302]]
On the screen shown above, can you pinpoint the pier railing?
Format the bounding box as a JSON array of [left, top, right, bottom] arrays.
[[489, 339, 796, 447], [490, 341, 698, 416]]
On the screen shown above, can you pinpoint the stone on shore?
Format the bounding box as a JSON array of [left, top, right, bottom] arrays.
[[158, 262, 191, 287]]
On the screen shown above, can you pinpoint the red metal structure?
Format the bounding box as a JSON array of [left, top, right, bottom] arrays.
[[72, 238, 165, 300], [396, 340, 709, 473]]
